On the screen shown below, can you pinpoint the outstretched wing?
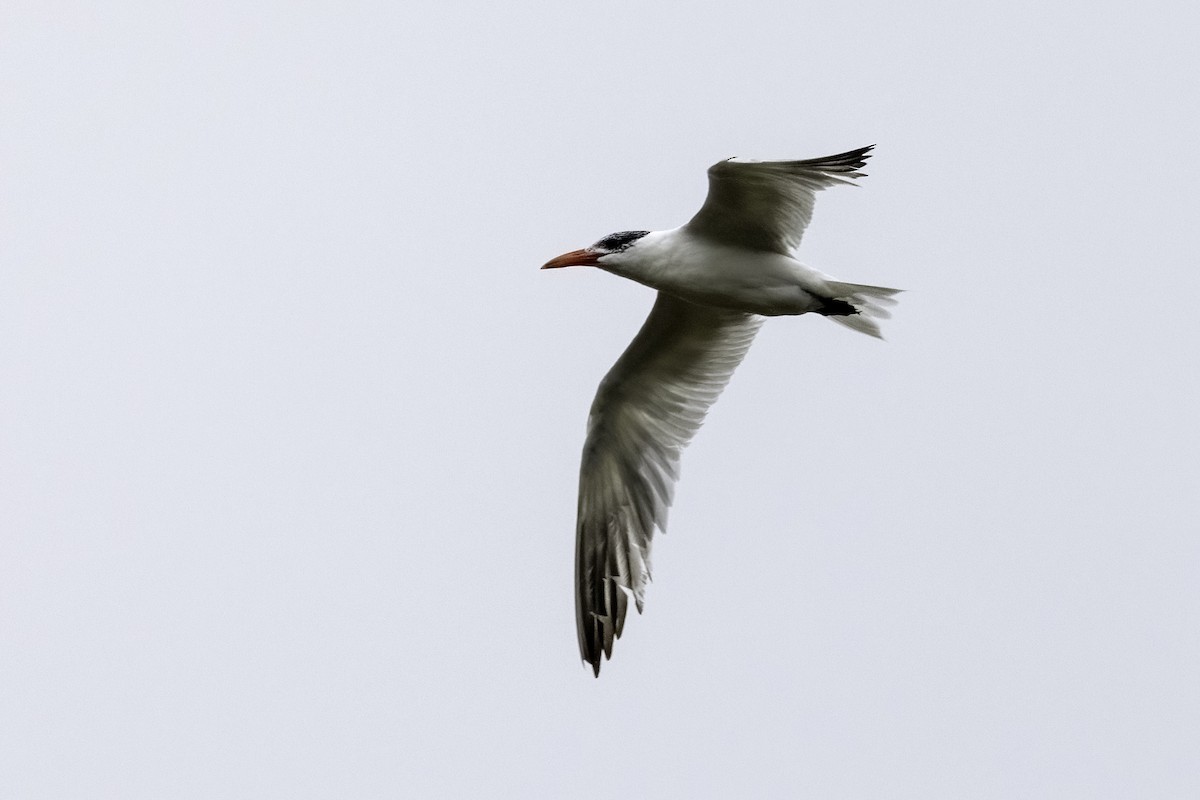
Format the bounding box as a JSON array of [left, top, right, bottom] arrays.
[[576, 292, 762, 676], [685, 145, 873, 255]]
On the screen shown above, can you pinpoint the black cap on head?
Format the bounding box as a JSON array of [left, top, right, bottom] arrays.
[[593, 231, 650, 253]]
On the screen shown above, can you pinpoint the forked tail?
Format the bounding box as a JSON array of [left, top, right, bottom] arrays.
[[821, 281, 903, 339]]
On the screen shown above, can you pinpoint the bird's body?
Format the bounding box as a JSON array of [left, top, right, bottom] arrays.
[[598, 227, 844, 316], [543, 146, 898, 676]]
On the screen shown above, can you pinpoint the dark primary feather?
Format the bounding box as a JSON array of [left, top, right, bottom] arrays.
[[575, 292, 762, 676]]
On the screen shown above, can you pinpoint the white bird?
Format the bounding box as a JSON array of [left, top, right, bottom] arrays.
[[543, 145, 899, 676]]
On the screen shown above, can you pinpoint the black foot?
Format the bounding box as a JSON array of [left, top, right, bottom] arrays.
[[816, 297, 859, 317]]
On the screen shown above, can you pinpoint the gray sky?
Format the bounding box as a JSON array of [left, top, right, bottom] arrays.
[[2, 1, 1197, 797]]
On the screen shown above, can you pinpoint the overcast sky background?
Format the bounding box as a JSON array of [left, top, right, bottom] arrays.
[[3, 1, 1198, 797]]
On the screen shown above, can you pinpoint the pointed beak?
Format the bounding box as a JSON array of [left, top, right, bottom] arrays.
[[541, 248, 601, 269]]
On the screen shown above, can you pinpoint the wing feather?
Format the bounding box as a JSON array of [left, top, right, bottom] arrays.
[[575, 292, 762, 675], [685, 145, 873, 254]]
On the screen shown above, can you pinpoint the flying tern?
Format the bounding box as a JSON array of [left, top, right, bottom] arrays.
[[543, 145, 899, 676]]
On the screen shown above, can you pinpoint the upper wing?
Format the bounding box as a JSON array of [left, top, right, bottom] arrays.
[[575, 291, 762, 676], [684, 145, 873, 255]]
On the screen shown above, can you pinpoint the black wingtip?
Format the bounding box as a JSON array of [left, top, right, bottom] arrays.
[[781, 144, 874, 178], [822, 144, 873, 170]]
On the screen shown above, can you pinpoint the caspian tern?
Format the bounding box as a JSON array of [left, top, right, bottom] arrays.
[[543, 145, 899, 676]]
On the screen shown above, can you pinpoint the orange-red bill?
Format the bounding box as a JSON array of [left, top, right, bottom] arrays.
[[541, 248, 601, 269]]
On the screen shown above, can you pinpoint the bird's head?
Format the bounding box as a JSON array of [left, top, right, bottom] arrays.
[[541, 230, 651, 271]]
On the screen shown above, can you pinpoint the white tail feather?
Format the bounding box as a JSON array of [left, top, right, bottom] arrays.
[[824, 281, 902, 339]]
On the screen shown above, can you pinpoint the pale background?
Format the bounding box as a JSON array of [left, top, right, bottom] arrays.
[[2, 2, 1197, 797]]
